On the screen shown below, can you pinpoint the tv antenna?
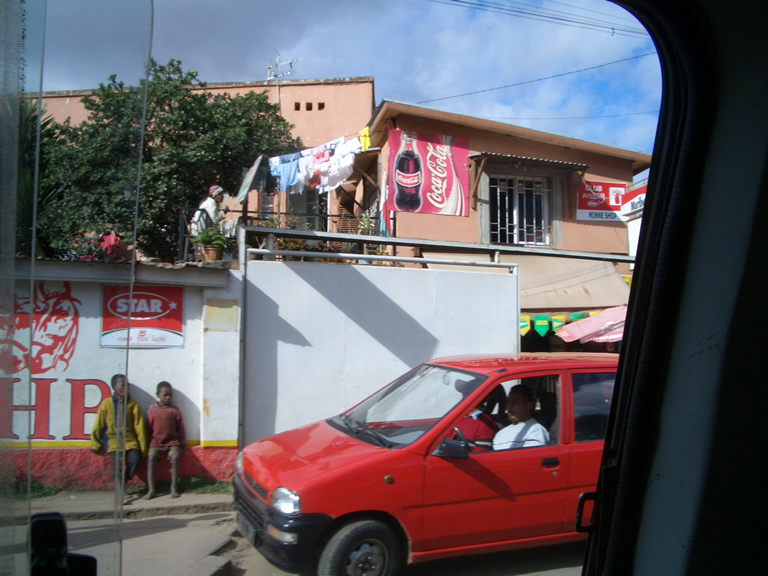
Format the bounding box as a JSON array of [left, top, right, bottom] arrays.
[[267, 53, 303, 81]]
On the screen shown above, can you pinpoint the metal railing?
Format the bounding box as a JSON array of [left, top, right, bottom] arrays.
[[246, 248, 519, 272], [241, 226, 635, 264]]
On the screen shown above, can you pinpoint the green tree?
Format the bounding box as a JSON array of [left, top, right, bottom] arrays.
[[16, 99, 57, 257], [39, 59, 301, 260]]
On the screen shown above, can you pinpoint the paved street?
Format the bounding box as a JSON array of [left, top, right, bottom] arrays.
[[65, 510, 585, 575], [8, 492, 585, 575], [220, 519, 585, 576]]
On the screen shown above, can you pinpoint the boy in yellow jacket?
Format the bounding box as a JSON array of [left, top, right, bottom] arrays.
[[90, 374, 147, 503]]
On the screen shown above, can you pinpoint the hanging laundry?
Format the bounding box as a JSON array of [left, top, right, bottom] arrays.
[[337, 137, 362, 157], [313, 148, 330, 164], [339, 153, 354, 169], [324, 154, 355, 192], [359, 127, 370, 152], [308, 169, 321, 190], [318, 160, 331, 192], [326, 136, 346, 153], [280, 152, 301, 163], [297, 155, 316, 188], [277, 160, 299, 191]]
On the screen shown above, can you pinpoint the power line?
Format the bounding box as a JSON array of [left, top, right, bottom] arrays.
[[541, 0, 642, 24], [495, 0, 644, 31], [427, 0, 648, 37], [441, 0, 647, 35], [484, 110, 660, 121], [417, 51, 657, 104]]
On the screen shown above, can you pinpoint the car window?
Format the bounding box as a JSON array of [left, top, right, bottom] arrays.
[[572, 372, 616, 442], [480, 374, 560, 452]]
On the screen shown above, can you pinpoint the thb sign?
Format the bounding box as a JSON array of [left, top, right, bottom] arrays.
[[101, 286, 184, 348]]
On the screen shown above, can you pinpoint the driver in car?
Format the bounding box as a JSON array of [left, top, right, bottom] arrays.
[[493, 385, 550, 450]]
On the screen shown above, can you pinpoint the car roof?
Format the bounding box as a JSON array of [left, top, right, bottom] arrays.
[[427, 352, 619, 376]]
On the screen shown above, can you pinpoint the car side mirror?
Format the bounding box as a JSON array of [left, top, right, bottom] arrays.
[[432, 437, 470, 460]]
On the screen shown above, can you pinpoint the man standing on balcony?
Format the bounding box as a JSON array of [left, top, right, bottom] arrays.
[[190, 185, 228, 237]]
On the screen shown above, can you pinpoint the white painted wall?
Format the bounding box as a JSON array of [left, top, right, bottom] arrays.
[[6, 274, 240, 446], [243, 261, 519, 442], [7, 262, 518, 448], [627, 216, 642, 270], [200, 271, 242, 445]]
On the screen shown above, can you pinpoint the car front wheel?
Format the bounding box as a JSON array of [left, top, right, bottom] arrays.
[[317, 519, 401, 576]]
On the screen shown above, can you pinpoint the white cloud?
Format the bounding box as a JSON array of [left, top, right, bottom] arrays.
[[38, 0, 661, 152]]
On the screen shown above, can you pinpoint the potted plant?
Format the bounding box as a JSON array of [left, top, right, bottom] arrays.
[[192, 228, 233, 262]]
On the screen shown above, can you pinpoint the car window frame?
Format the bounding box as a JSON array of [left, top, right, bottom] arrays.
[[568, 369, 617, 445], [434, 369, 566, 456]]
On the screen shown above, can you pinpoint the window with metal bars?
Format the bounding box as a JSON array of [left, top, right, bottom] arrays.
[[258, 191, 275, 218], [490, 175, 551, 245]]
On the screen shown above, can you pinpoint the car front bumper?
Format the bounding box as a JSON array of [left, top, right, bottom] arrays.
[[233, 473, 333, 574]]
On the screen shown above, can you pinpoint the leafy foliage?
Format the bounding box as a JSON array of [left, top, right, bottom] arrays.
[[16, 99, 57, 257], [39, 59, 301, 260], [192, 227, 233, 248]]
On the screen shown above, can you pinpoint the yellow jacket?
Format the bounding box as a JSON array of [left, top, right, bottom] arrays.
[[90, 396, 148, 456]]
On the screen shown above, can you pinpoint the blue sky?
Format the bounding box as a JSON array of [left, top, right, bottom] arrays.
[[36, 0, 661, 154]]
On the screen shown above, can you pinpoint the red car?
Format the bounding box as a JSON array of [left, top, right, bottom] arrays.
[[234, 353, 618, 575]]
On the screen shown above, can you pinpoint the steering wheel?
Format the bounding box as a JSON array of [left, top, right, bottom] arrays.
[[454, 426, 469, 445]]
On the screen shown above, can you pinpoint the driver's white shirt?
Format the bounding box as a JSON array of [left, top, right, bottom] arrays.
[[493, 419, 550, 450]]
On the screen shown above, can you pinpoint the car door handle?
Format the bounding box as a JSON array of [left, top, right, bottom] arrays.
[[541, 458, 559, 468]]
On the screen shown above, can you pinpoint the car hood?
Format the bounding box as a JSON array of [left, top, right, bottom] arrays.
[[241, 419, 386, 494]]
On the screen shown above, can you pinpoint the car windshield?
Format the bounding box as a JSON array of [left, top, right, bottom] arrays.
[[329, 364, 487, 448]]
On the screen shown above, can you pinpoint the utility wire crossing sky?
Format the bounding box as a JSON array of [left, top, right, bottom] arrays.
[[39, 0, 661, 154]]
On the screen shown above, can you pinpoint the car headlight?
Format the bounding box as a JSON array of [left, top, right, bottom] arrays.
[[236, 451, 243, 476], [270, 487, 301, 516]]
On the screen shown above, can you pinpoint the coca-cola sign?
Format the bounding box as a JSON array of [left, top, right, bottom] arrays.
[[386, 130, 469, 217]]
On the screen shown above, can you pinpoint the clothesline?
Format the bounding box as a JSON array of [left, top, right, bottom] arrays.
[[269, 128, 370, 195]]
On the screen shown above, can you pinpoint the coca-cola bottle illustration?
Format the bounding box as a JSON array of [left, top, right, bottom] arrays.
[[394, 132, 423, 211]]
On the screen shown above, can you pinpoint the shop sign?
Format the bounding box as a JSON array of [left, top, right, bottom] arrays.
[[101, 285, 184, 348], [576, 180, 628, 221], [621, 180, 647, 218]]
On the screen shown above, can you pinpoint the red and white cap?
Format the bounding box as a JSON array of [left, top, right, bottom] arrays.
[[209, 185, 224, 197]]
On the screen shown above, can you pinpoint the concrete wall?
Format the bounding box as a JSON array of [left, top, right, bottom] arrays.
[[41, 77, 374, 149], [5, 255, 520, 485], [3, 268, 240, 489], [243, 260, 519, 443], [3, 280, 205, 443]]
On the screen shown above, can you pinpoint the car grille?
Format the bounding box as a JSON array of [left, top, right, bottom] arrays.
[[245, 471, 269, 501], [234, 490, 266, 534]]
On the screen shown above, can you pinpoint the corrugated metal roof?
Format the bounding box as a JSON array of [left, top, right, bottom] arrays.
[[469, 152, 589, 170]]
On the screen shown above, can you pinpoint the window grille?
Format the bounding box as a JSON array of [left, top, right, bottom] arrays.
[[490, 175, 551, 246], [259, 192, 275, 218], [335, 204, 357, 234]]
